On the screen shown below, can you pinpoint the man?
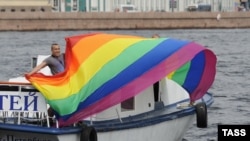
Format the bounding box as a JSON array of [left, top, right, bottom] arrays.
[[152, 34, 160, 38], [26, 43, 65, 76], [26, 43, 65, 118]]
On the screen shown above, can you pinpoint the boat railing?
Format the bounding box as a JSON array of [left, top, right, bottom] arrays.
[[0, 81, 52, 127]]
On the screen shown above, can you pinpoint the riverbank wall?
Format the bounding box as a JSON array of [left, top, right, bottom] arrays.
[[0, 12, 249, 31]]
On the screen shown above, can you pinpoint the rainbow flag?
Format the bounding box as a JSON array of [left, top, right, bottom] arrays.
[[26, 33, 217, 126]]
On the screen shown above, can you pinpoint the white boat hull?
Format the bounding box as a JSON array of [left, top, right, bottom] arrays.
[[97, 115, 195, 141]]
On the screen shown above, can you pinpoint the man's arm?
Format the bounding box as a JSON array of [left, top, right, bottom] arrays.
[[26, 61, 47, 76]]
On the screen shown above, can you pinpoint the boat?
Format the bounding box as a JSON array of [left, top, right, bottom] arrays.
[[0, 33, 217, 141]]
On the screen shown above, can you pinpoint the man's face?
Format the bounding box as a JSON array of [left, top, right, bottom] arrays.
[[51, 45, 61, 57]]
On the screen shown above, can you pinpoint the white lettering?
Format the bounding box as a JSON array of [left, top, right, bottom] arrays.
[[222, 129, 228, 136], [234, 129, 240, 136], [240, 129, 246, 136], [222, 128, 247, 136]]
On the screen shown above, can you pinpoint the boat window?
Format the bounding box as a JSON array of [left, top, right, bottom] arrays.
[[21, 87, 39, 92], [0, 85, 19, 91], [153, 81, 159, 102], [121, 97, 134, 111], [0, 85, 38, 92], [32, 57, 37, 68]]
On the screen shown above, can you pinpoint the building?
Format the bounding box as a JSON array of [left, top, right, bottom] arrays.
[[82, 0, 236, 12], [0, 0, 239, 13], [0, 0, 52, 12]]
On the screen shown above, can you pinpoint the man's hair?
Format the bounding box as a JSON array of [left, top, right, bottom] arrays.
[[152, 34, 160, 38], [51, 43, 59, 49]]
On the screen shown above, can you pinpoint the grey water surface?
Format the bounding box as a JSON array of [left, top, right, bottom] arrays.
[[0, 29, 249, 141]]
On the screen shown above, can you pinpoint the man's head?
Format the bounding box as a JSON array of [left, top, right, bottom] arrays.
[[51, 43, 61, 57], [152, 34, 160, 38]]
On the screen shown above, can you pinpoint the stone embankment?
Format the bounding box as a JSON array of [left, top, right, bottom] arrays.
[[0, 12, 249, 31]]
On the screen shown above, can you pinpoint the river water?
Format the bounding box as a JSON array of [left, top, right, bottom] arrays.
[[0, 29, 250, 141]]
